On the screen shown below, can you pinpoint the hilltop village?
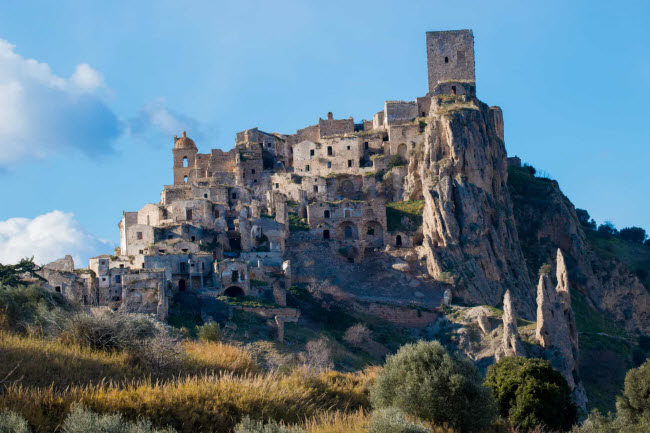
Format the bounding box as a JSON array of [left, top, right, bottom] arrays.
[[32, 28, 650, 413], [40, 30, 488, 322]]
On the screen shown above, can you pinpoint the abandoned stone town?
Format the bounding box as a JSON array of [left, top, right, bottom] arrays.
[[34, 30, 650, 414], [40, 30, 489, 319]]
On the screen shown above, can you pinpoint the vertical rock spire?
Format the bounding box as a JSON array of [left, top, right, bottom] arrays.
[[535, 249, 587, 411], [495, 289, 525, 361]]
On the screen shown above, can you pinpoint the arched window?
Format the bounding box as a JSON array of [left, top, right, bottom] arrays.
[[184, 176, 188, 183], [344, 225, 353, 239], [183, 157, 188, 168]]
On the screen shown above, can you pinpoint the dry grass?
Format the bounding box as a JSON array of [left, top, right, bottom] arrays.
[[0, 331, 144, 389], [183, 340, 260, 375], [302, 410, 368, 433], [1, 370, 370, 433], [0, 331, 373, 433]]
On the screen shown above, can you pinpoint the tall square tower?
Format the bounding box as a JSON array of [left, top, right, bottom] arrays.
[[426, 30, 475, 95]]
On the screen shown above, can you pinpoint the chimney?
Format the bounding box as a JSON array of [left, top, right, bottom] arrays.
[[182, 131, 187, 138], [173, 135, 178, 142], [327, 112, 333, 120]]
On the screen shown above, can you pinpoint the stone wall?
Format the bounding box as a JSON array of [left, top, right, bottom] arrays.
[[161, 185, 191, 206], [306, 199, 387, 245], [295, 124, 319, 143], [388, 124, 422, 157], [372, 111, 385, 130], [217, 259, 250, 294], [426, 30, 475, 94], [384, 101, 418, 126], [416, 95, 433, 117], [318, 116, 354, 137], [121, 269, 167, 317], [292, 137, 364, 177], [489, 106, 504, 142]]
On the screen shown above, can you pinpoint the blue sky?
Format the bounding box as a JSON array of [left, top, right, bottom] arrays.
[[0, 0, 648, 264]]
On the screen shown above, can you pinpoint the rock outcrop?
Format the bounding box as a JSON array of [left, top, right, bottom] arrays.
[[495, 290, 525, 361], [409, 98, 535, 317], [536, 249, 587, 410], [509, 162, 650, 333]]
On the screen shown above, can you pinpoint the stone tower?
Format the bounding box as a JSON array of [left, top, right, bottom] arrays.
[[426, 30, 476, 96], [172, 131, 198, 185]]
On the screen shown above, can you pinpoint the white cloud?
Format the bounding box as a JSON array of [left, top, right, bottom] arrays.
[[0, 39, 122, 166], [129, 98, 203, 143], [70, 63, 105, 92], [0, 211, 113, 267]]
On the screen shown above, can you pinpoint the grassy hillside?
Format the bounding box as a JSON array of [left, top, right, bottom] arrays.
[[586, 231, 650, 291], [571, 290, 643, 413]]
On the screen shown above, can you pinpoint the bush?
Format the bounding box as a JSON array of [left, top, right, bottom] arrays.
[[571, 410, 616, 433], [0, 409, 30, 433], [343, 324, 372, 347], [0, 258, 43, 287], [233, 416, 302, 433], [538, 263, 552, 276], [196, 322, 221, 342], [0, 284, 75, 335], [597, 222, 618, 236], [575, 209, 596, 231], [617, 358, 650, 426], [125, 335, 183, 376], [368, 408, 428, 433], [301, 337, 333, 372], [62, 311, 159, 352], [619, 227, 648, 244], [484, 356, 577, 431], [371, 340, 495, 432], [62, 405, 176, 433]]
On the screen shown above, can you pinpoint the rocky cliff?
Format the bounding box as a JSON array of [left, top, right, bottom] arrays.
[[407, 97, 535, 318], [508, 163, 650, 334]]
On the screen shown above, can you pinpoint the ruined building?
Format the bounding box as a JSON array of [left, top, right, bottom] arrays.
[[41, 29, 505, 321]]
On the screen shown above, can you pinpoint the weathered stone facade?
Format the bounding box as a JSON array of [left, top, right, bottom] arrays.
[[426, 30, 476, 95]]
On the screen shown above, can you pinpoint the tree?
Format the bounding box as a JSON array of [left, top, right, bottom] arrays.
[[617, 358, 650, 427], [619, 227, 647, 244], [484, 356, 577, 431], [371, 340, 495, 433], [523, 164, 536, 176], [0, 257, 45, 287], [597, 221, 618, 236], [575, 209, 596, 231]]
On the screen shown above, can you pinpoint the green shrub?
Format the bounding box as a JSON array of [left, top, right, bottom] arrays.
[[196, 322, 221, 342], [0, 409, 30, 433], [571, 410, 617, 433], [484, 356, 577, 431], [617, 358, 650, 427], [368, 408, 428, 433], [233, 416, 302, 433], [0, 284, 76, 335], [371, 340, 495, 432], [62, 405, 176, 433], [0, 258, 44, 287]]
